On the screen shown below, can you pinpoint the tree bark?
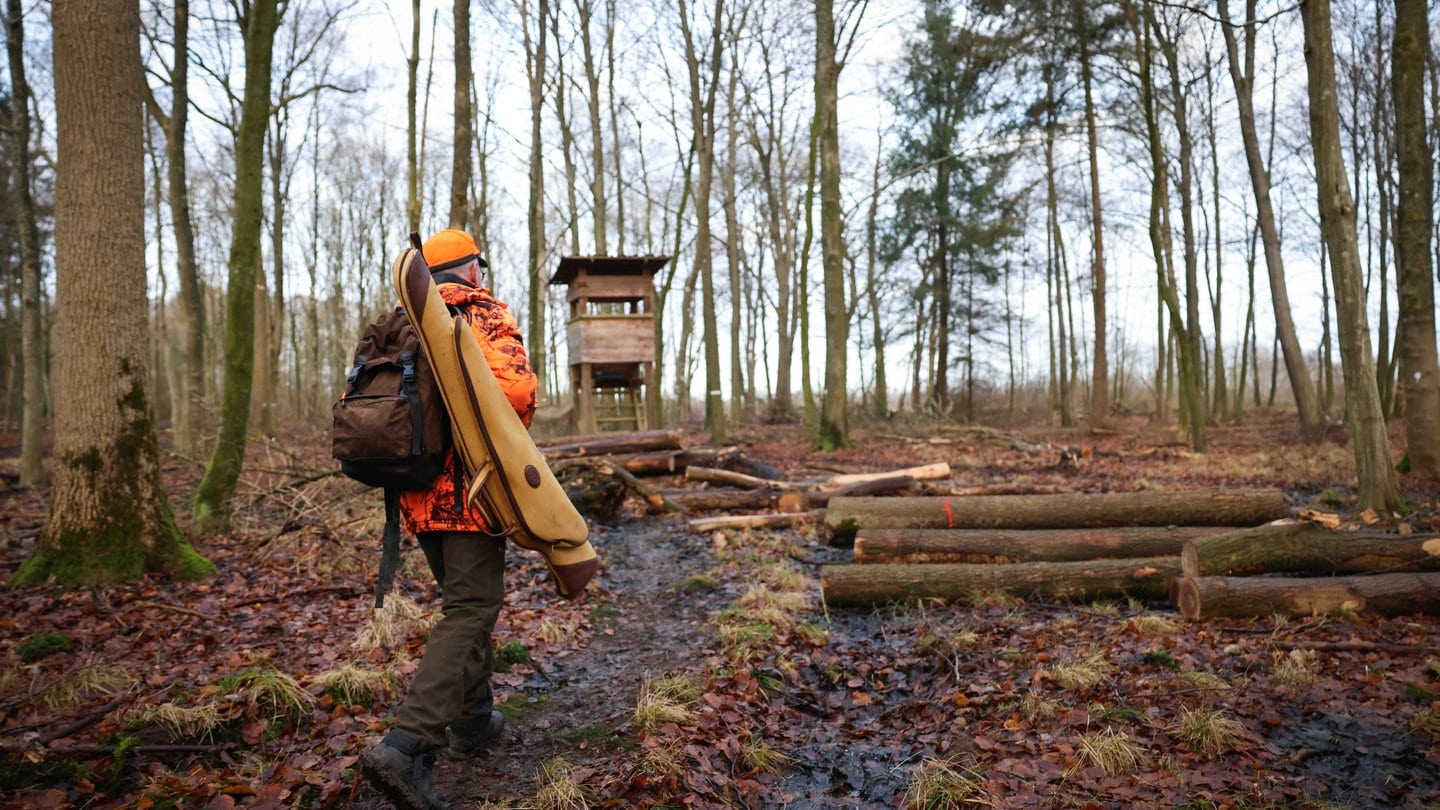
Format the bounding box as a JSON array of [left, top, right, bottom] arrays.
[[821, 557, 1180, 608], [18, 0, 210, 584], [854, 526, 1218, 565], [406, 0, 421, 231], [523, 0, 549, 399], [815, 0, 848, 449], [1392, 0, 1440, 476], [193, 0, 281, 532], [1175, 573, 1440, 620], [448, 0, 473, 228], [825, 489, 1286, 539], [578, 0, 607, 252], [1298, 0, 1403, 515], [1077, 4, 1108, 426], [1180, 522, 1440, 577], [538, 429, 685, 459], [4, 0, 45, 486], [1215, 0, 1320, 431]]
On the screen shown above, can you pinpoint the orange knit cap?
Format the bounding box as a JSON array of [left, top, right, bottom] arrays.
[[422, 229, 488, 271]]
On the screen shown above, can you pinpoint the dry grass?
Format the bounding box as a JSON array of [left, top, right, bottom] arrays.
[[1074, 728, 1146, 775], [128, 700, 226, 742], [536, 617, 569, 646], [1176, 670, 1230, 691], [634, 672, 702, 734], [902, 756, 991, 809], [530, 757, 589, 810], [1051, 650, 1112, 690], [1019, 693, 1063, 724], [1085, 601, 1121, 617], [735, 585, 811, 626], [354, 596, 439, 651], [312, 662, 398, 706], [222, 666, 314, 722], [1173, 706, 1245, 755], [1127, 614, 1179, 636], [40, 664, 133, 711], [1272, 648, 1318, 690], [638, 740, 684, 783], [1411, 707, 1440, 738], [741, 736, 794, 775], [1424, 657, 1440, 679]]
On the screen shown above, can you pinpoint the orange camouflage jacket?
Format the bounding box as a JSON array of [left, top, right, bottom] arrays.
[[399, 280, 538, 535]]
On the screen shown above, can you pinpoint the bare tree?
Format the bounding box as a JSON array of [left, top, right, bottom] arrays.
[[1392, 0, 1440, 475], [449, 0, 473, 227], [4, 0, 44, 485], [1298, 0, 1402, 514]]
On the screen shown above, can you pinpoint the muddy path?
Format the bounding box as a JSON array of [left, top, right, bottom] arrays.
[[435, 519, 726, 805]]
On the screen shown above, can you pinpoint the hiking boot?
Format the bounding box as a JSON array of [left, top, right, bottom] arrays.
[[360, 740, 451, 810], [446, 710, 505, 757]]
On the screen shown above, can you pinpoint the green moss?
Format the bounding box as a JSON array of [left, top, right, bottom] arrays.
[[495, 693, 552, 726], [494, 641, 532, 672], [16, 631, 72, 662]]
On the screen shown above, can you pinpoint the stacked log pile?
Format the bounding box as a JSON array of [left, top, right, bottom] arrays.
[[1172, 521, 1440, 620], [820, 489, 1286, 608], [542, 431, 1440, 619]]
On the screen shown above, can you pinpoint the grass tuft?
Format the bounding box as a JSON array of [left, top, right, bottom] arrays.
[[1272, 648, 1318, 690], [740, 736, 794, 775], [902, 756, 990, 808], [41, 665, 133, 711], [536, 618, 569, 646], [1128, 614, 1179, 636], [531, 757, 588, 810], [634, 672, 702, 734], [1176, 670, 1230, 691], [1411, 707, 1440, 738], [220, 666, 314, 722], [1019, 693, 1063, 724], [313, 662, 397, 707], [1173, 706, 1244, 755], [128, 700, 225, 742], [1051, 650, 1111, 691], [1074, 727, 1145, 775]]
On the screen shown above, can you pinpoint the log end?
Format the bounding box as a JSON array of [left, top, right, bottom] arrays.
[[1175, 577, 1201, 621], [1180, 541, 1199, 579]]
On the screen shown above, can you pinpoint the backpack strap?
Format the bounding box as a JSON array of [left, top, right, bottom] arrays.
[[345, 354, 368, 395], [399, 350, 425, 456]]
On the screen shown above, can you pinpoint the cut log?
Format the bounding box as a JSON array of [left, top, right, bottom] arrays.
[[825, 489, 1287, 540], [1180, 521, 1440, 577], [777, 475, 917, 513], [659, 487, 782, 512], [1174, 573, 1440, 620], [687, 510, 824, 533], [824, 462, 950, 486], [820, 557, 1180, 608], [539, 429, 685, 459], [685, 466, 794, 490], [614, 447, 743, 476], [854, 526, 1220, 565]]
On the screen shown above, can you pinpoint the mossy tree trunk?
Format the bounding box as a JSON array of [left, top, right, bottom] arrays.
[[16, 0, 212, 586], [193, 0, 281, 533]]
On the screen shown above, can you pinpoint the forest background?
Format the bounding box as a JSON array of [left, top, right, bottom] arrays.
[[3, 0, 1440, 556]]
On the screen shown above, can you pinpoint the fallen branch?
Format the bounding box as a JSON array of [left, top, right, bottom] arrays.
[[685, 466, 794, 490], [688, 510, 825, 533]]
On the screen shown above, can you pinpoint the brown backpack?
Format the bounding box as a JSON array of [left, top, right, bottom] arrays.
[[331, 307, 452, 490]]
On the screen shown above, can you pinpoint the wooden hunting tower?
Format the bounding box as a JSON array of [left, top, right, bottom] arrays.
[[549, 255, 670, 434]]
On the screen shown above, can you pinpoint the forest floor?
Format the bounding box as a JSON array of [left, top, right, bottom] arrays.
[[1, 411, 1440, 808]]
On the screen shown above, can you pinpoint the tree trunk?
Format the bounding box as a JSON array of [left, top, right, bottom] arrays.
[[1216, 0, 1320, 431], [1299, 0, 1403, 515], [1078, 5, 1108, 426], [821, 557, 1180, 608], [448, 0, 473, 228], [4, 0, 45, 485], [18, 0, 210, 584], [825, 489, 1286, 540], [406, 0, 421, 231], [1180, 522, 1440, 577], [722, 48, 744, 429], [815, 0, 848, 449], [679, 0, 726, 446], [579, 0, 607, 252], [866, 132, 887, 420], [1175, 573, 1440, 620], [193, 0, 281, 532], [853, 526, 1218, 566], [524, 0, 549, 399], [1392, 0, 1440, 476], [549, 3, 581, 254]]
